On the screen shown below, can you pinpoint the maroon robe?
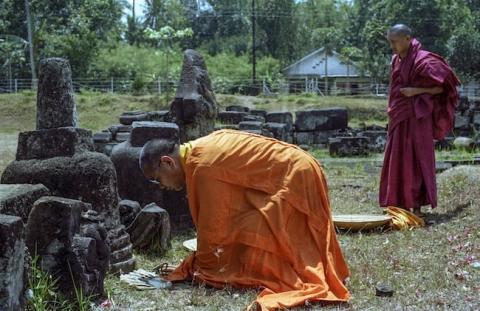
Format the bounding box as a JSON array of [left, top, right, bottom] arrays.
[[380, 39, 460, 210]]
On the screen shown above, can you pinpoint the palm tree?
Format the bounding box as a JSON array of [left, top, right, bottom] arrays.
[[144, 0, 165, 30]]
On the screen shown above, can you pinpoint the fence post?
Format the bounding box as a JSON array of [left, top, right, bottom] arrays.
[[110, 77, 114, 93], [14, 79, 18, 93], [157, 78, 161, 95]]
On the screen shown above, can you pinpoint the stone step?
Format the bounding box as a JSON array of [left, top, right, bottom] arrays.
[[109, 233, 132, 251], [109, 257, 136, 275], [111, 244, 133, 263]]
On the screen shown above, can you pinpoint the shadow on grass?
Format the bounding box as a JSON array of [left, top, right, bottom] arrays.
[[424, 203, 471, 226]]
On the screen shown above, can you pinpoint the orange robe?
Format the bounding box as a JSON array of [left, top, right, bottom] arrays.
[[167, 130, 350, 310]]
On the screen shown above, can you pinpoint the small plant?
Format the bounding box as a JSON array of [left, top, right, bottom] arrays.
[[27, 255, 61, 311]]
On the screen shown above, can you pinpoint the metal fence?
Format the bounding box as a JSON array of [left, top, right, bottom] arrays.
[[0, 77, 478, 98]]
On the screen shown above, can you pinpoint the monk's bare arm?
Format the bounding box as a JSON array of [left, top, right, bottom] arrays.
[[400, 86, 444, 97]]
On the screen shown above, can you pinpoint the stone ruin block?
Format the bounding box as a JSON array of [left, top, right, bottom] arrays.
[[458, 95, 469, 111], [1, 57, 134, 273], [358, 131, 387, 153], [0, 184, 50, 223], [115, 132, 131, 143], [239, 121, 263, 131], [214, 124, 239, 131], [126, 203, 171, 253], [473, 111, 480, 128], [218, 111, 247, 124], [109, 124, 133, 138], [454, 112, 471, 130], [147, 110, 170, 122], [162, 189, 193, 232], [111, 122, 179, 208], [471, 99, 480, 111], [295, 108, 348, 132], [250, 109, 267, 119], [243, 115, 266, 123], [93, 132, 115, 155], [226, 105, 249, 113], [0, 214, 26, 311], [295, 130, 344, 146], [329, 137, 369, 157], [119, 111, 149, 125], [2, 152, 119, 230], [130, 121, 179, 147], [107, 225, 135, 274], [266, 112, 293, 132], [363, 124, 387, 131], [265, 122, 287, 142], [36, 58, 77, 130], [16, 127, 93, 160], [110, 121, 192, 232], [119, 200, 142, 228], [169, 49, 218, 142], [93, 131, 113, 144], [25, 197, 109, 297]]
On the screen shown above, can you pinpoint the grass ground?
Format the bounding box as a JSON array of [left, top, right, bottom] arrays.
[[0, 92, 479, 310]]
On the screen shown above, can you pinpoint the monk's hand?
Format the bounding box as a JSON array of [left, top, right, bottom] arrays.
[[400, 87, 419, 97]]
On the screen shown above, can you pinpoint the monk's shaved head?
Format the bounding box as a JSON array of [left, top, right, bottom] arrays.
[[139, 139, 178, 174], [388, 24, 413, 38], [387, 24, 413, 58]]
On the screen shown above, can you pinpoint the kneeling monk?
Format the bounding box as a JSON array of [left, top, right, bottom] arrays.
[[139, 129, 350, 310]]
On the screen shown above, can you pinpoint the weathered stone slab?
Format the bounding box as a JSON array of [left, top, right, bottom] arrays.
[[93, 132, 113, 143], [110, 142, 164, 209], [26, 197, 110, 297], [169, 49, 218, 142], [454, 113, 471, 130], [1, 152, 119, 230], [473, 111, 480, 128], [471, 99, 480, 111], [109, 124, 132, 136], [358, 131, 387, 153], [106, 225, 135, 274], [243, 115, 265, 123], [0, 184, 50, 223], [239, 121, 263, 131], [329, 137, 369, 157], [26, 197, 86, 296], [265, 122, 287, 142], [115, 132, 130, 142], [94, 142, 118, 156], [126, 203, 171, 252], [296, 130, 344, 146], [130, 121, 179, 147], [226, 105, 249, 112], [266, 112, 293, 132], [250, 109, 267, 119], [218, 111, 247, 124], [36, 58, 77, 130], [0, 214, 26, 311], [147, 110, 170, 122], [295, 108, 348, 131], [119, 200, 142, 228], [119, 111, 149, 125], [214, 124, 239, 131], [458, 95, 469, 111], [16, 127, 94, 160]]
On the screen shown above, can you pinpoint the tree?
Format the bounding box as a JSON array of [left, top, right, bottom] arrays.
[[256, 0, 296, 62]]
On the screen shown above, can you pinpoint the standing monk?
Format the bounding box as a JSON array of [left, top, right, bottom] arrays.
[[139, 129, 350, 310], [380, 24, 460, 215]]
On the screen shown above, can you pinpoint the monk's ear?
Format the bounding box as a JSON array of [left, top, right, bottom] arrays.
[[160, 155, 176, 169]]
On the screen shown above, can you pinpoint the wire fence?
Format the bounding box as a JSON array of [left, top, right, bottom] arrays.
[[0, 77, 478, 98]]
